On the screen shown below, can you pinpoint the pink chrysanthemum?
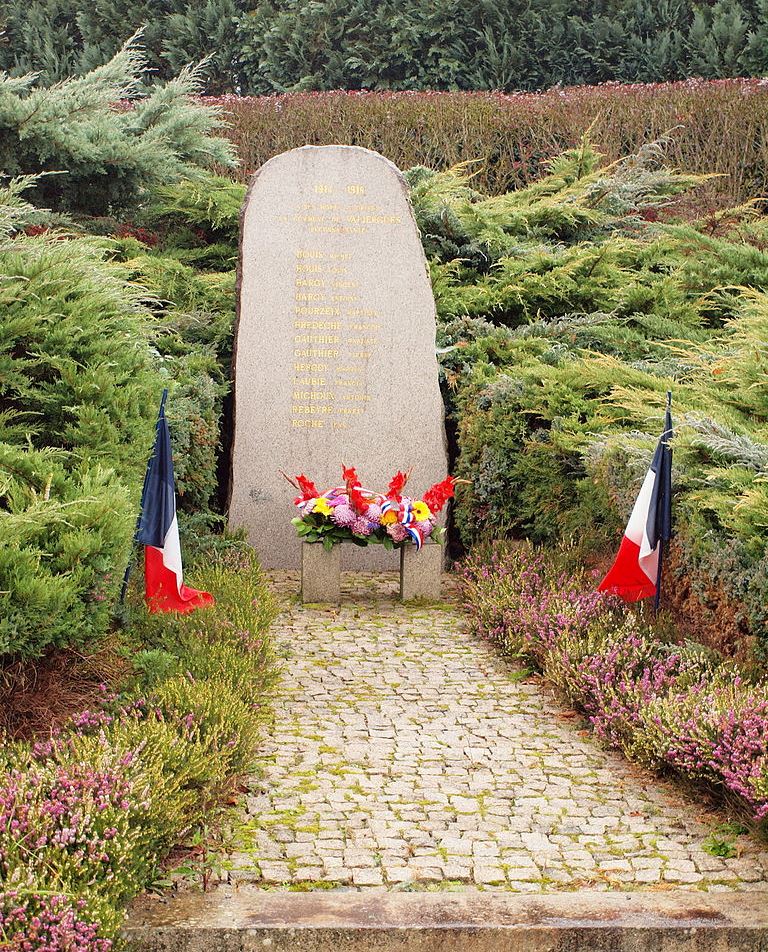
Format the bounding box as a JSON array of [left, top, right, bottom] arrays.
[[417, 520, 433, 538], [352, 516, 373, 536], [331, 504, 356, 527], [387, 523, 409, 543], [366, 503, 383, 524]]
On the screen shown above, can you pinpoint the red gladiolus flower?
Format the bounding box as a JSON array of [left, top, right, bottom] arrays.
[[349, 485, 369, 515], [296, 474, 319, 500], [387, 470, 409, 501], [342, 465, 360, 486], [423, 476, 457, 514], [342, 465, 368, 514]]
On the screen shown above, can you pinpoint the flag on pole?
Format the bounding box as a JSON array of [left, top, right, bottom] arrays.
[[136, 391, 214, 614], [598, 393, 673, 603]]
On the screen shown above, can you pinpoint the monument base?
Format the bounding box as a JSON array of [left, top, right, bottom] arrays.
[[299, 542, 443, 604], [301, 544, 341, 605], [400, 543, 443, 601]]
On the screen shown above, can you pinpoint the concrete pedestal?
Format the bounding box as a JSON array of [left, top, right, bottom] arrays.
[[301, 542, 444, 603], [400, 543, 443, 601], [301, 543, 341, 605]]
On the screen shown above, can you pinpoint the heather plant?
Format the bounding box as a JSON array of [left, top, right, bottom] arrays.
[[0, 751, 150, 933], [642, 676, 768, 818], [0, 892, 112, 952], [0, 545, 278, 948], [461, 542, 768, 818], [545, 617, 713, 760]]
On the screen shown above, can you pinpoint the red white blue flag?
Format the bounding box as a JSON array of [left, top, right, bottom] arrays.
[[136, 391, 214, 614], [598, 395, 673, 603]]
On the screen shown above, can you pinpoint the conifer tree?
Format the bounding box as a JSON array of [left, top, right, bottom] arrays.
[[0, 36, 236, 213], [742, 0, 768, 72], [686, 1, 749, 77]]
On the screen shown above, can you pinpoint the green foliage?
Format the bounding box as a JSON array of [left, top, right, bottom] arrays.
[[0, 36, 236, 213], [0, 0, 249, 91], [147, 175, 246, 247], [432, 145, 768, 652], [0, 179, 161, 658], [6, 0, 768, 93], [0, 168, 233, 659]]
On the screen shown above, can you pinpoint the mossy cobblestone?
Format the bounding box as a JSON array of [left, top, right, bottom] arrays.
[[217, 572, 768, 893]]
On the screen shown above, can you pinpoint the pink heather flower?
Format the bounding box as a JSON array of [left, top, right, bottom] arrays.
[[352, 516, 373, 536], [387, 523, 409, 543], [331, 504, 356, 527]]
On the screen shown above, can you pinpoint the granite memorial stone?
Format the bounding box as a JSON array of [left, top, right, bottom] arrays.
[[229, 145, 447, 569]]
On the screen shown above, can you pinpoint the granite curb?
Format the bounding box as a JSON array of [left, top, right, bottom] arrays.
[[127, 889, 768, 951]]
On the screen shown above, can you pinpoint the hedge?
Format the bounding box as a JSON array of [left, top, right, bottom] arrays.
[[409, 143, 768, 658], [0, 185, 227, 661], [209, 79, 768, 205]]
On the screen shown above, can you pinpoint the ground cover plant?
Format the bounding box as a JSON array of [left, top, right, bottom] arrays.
[[0, 40, 237, 661], [460, 542, 768, 823], [0, 50, 280, 949], [0, 543, 279, 948], [413, 142, 768, 658]]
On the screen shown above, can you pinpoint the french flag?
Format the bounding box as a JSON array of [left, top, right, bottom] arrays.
[[598, 394, 673, 604], [136, 391, 214, 614]]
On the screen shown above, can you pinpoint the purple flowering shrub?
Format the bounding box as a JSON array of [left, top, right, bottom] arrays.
[[461, 542, 614, 664], [0, 551, 278, 949], [461, 541, 768, 819], [642, 676, 768, 819], [0, 891, 112, 952], [0, 751, 143, 932], [546, 617, 712, 760]]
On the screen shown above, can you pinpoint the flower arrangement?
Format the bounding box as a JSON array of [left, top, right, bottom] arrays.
[[288, 466, 458, 551]]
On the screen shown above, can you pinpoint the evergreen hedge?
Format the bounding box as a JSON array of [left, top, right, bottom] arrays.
[[4, 0, 768, 94], [407, 143, 768, 657], [0, 51, 238, 662], [0, 182, 161, 658]]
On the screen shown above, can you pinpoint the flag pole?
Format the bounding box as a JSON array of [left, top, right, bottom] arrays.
[[653, 390, 673, 615], [119, 389, 168, 605], [653, 542, 664, 615]]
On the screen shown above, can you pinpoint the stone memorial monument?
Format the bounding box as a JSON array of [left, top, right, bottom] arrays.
[[229, 145, 447, 569]]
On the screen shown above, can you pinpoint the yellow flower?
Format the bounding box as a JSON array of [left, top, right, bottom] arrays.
[[412, 501, 430, 521], [381, 510, 398, 525], [313, 497, 332, 516]]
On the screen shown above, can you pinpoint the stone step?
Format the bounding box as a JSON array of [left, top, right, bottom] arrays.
[[126, 889, 768, 951]]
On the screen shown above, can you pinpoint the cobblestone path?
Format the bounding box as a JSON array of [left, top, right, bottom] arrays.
[[221, 572, 768, 893]]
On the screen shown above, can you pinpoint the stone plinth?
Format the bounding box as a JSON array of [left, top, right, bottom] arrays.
[[301, 544, 341, 605], [228, 145, 447, 569], [400, 543, 443, 601], [300, 542, 443, 604]]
